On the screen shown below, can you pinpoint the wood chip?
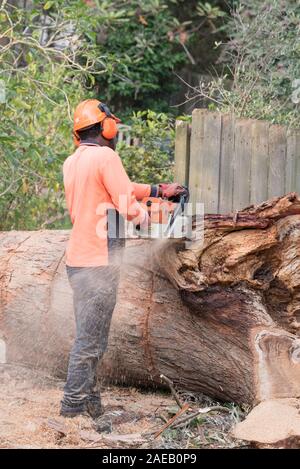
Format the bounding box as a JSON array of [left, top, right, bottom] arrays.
[[47, 418, 67, 437], [79, 430, 102, 443]]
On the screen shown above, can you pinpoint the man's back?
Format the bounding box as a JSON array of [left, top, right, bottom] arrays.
[[63, 144, 148, 267]]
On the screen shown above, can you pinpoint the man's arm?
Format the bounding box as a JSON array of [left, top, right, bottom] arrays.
[[132, 182, 188, 201], [131, 182, 158, 200]]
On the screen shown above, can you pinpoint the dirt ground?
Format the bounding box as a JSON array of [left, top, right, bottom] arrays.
[[0, 364, 245, 449]]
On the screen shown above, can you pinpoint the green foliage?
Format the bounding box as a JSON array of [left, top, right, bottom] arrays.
[[196, 1, 227, 19], [203, 0, 300, 127], [0, 75, 85, 230], [0, 0, 191, 230], [0, 0, 227, 230], [0, 1, 100, 230], [91, 0, 186, 116], [117, 111, 175, 184]]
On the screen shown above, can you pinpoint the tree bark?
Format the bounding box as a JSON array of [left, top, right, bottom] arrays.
[[1, 193, 300, 405]]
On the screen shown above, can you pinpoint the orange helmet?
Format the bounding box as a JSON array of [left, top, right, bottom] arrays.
[[73, 99, 121, 145]]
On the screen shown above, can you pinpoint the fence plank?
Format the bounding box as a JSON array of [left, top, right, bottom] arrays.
[[250, 120, 269, 205], [189, 109, 206, 208], [218, 113, 235, 213], [296, 132, 300, 194], [189, 110, 222, 212], [233, 119, 253, 210], [174, 121, 190, 186], [202, 112, 222, 213], [268, 125, 286, 198], [286, 130, 300, 193]]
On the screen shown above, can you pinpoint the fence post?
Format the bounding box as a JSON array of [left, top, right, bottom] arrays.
[[174, 120, 190, 186]]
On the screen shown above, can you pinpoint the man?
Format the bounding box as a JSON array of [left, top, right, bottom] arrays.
[[61, 99, 186, 419]]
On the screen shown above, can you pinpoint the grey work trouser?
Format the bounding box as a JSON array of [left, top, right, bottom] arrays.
[[62, 265, 120, 406]]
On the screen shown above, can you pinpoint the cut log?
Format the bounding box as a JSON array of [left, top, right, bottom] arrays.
[[1, 193, 300, 405], [232, 398, 300, 448]]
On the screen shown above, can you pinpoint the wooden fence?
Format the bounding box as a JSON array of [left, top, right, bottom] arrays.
[[174, 109, 300, 213]]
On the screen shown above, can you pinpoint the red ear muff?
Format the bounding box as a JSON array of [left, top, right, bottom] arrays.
[[98, 102, 120, 140], [101, 117, 118, 140]]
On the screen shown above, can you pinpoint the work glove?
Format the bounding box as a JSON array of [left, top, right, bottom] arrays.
[[158, 183, 189, 202]]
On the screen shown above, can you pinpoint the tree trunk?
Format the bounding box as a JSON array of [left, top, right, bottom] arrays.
[[1, 193, 300, 405]]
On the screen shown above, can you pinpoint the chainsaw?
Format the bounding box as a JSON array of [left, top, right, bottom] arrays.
[[135, 187, 189, 239]]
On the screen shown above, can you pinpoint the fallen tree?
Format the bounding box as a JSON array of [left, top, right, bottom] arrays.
[[1, 193, 300, 405]]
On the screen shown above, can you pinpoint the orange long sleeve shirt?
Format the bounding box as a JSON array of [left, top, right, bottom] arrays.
[[63, 144, 152, 267]]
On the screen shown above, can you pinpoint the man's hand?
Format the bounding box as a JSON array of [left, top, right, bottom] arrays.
[[158, 183, 188, 201]]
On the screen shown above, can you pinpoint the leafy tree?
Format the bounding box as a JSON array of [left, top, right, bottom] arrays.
[[0, 1, 100, 229], [0, 1, 181, 229], [0, 0, 228, 229], [191, 0, 300, 127], [91, 0, 187, 116]]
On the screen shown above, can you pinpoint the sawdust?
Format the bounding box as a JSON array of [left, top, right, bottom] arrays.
[[0, 364, 174, 449], [0, 364, 245, 449]]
